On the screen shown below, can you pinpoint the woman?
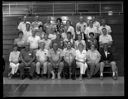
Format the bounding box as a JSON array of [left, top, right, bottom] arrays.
[[14, 31, 25, 51], [75, 43, 88, 80]]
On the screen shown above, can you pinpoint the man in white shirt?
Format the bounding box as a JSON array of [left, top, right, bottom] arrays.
[[23, 22, 32, 43], [27, 30, 41, 52], [76, 16, 87, 40], [92, 16, 100, 34], [32, 16, 43, 31], [75, 43, 88, 80], [65, 20, 75, 40], [75, 34, 86, 50], [39, 33, 52, 50], [8, 45, 20, 79], [63, 42, 76, 79], [99, 19, 112, 35], [99, 28, 113, 48], [84, 20, 98, 39], [86, 44, 101, 79], [36, 42, 49, 79], [18, 16, 30, 32]]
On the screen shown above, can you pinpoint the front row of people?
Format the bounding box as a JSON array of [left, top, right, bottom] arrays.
[[8, 42, 118, 80]]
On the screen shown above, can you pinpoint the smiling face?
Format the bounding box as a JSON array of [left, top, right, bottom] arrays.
[[53, 43, 58, 51]]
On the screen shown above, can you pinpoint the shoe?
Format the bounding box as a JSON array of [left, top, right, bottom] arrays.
[[21, 75, 25, 80], [100, 76, 103, 80], [8, 74, 13, 79], [29, 75, 33, 80], [112, 75, 117, 80]]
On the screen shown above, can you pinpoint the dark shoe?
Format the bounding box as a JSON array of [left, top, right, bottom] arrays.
[[21, 75, 25, 80], [100, 76, 103, 80], [36, 74, 40, 79], [29, 75, 33, 80], [112, 75, 117, 80]]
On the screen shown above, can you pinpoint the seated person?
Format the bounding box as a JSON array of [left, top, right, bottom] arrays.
[[99, 44, 118, 80], [36, 42, 49, 79], [86, 32, 98, 50], [19, 43, 36, 80], [14, 31, 25, 51], [62, 42, 76, 80], [99, 28, 113, 48], [48, 42, 64, 80], [48, 28, 57, 40], [75, 34, 86, 50], [36, 25, 45, 38], [39, 33, 52, 50], [86, 44, 101, 79], [75, 43, 88, 80], [63, 32, 74, 48], [52, 34, 64, 49], [8, 45, 20, 79]]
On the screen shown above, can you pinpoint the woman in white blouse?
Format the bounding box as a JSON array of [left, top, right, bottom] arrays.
[[75, 43, 88, 80]]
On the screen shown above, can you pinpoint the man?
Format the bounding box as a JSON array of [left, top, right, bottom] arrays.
[[99, 28, 113, 48], [84, 20, 98, 40], [99, 19, 112, 35], [99, 44, 118, 80], [75, 34, 86, 50], [32, 16, 43, 31], [75, 43, 88, 80], [63, 32, 74, 48], [86, 44, 101, 79], [92, 16, 100, 33], [65, 20, 75, 40], [36, 42, 49, 79], [19, 43, 36, 80], [63, 42, 76, 80], [48, 42, 64, 79], [76, 16, 87, 40], [8, 45, 20, 79], [18, 16, 30, 32], [27, 30, 41, 52], [23, 22, 32, 43], [39, 33, 52, 50]]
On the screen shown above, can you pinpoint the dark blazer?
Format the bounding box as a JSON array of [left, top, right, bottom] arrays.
[[99, 48, 114, 62]]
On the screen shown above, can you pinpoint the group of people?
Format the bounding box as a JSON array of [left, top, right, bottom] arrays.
[[8, 15, 118, 80]]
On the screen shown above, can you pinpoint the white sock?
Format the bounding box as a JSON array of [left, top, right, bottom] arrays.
[[113, 72, 115, 76], [100, 72, 103, 76]]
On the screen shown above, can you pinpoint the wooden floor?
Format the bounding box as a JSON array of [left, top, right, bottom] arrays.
[[3, 77, 124, 97]]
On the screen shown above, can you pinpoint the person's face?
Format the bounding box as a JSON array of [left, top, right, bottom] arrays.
[[67, 44, 71, 49], [66, 21, 70, 26], [32, 30, 36, 36], [35, 16, 39, 21], [90, 34, 94, 38], [102, 20, 106, 25], [40, 43, 45, 50], [78, 44, 84, 51], [104, 45, 108, 51], [13, 46, 18, 51], [53, 43, 58, 50], [89, 21, 93, 27], [78, 35, 82, 40], [26, 24, 30, 30], [39, 26, 43, 31], [91, 45, 95, 51], [19, 33, 23, 38], [102, 29, 107, 35], [67, 34, 71, 39], [44, 34, 48, 39], [25, 45, 29, 50], [80, 17, 84, 22], [23, 17, 27, 22], [57, 19, 61, 24]]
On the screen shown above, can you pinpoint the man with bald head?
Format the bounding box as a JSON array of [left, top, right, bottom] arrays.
[[19, 43, 36, 80], [48, 42, 64, 79], [76, 16, 87, 40]]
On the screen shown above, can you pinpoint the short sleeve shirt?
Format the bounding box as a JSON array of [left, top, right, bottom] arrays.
[[9, 51, 20, 63], [99, 34, 113, 44], [75, 50, 87, 62]]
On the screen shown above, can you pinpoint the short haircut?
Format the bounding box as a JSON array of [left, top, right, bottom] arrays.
[[18, 31, 23, 35], [89, 32, 94, 36], [13, 44, 18, 48], [67, 32, 71, 35], [38, 25, 43, 28], [56, 18, 62, 23], [78, 42, 84, 48]]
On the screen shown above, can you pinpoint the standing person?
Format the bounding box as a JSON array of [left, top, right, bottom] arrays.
[[56, 18, 64, 34], [19, 43, 36, 80], [84, 20, 98, 40], [99, 19, 112, 35], [65, 20, 75, 40], [39, 33, 52, 50], [14, 31, 25, 51], [32, 16, 43, 31], [36, 42, 49, 79], [92, 16, 100, 34], [99, 44, 118, 80], [75, 43, 88, 80], [27, 30, 41, 52], [63, 32, 74, 48], [99, 28, 113, 48], [22, 22, 32, 44], [75, 34, 86, 50], [76, 16, 87, 40], [86, 44, 101, 79], [18, 16, 30, 32], [63, 42, 76, 80], [8, 45, 20, 79], [48, 42, 64, 80]]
